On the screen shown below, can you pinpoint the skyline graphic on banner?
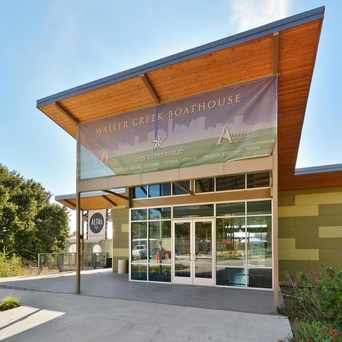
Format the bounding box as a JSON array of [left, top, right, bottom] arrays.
[[80, 76, 277, 179]]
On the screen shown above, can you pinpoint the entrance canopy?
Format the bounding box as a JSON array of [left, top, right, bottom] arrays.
[[37, 7, 334, 190], [55, 189, 128, 210]]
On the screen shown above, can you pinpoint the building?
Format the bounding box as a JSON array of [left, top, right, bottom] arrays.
[[37, 7, 342, 303]]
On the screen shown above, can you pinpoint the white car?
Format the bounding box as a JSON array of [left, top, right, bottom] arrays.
[[132, 245, 147, 259]]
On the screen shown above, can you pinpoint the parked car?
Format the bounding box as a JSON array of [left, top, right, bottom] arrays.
[[132, 245, 147, 259]]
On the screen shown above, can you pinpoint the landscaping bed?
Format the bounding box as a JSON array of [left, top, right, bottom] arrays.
[[0, 296, 20, 311], [281, 268, 342, 341]]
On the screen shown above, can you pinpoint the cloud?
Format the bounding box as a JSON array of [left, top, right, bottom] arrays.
[[229, 0, 290, 32]]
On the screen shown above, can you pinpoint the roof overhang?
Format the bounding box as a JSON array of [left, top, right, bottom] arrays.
[[56, 189, 128, 210], [37, 7, 326, 191]]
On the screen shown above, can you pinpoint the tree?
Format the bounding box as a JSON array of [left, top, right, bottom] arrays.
[[0, 163, 69, 261]]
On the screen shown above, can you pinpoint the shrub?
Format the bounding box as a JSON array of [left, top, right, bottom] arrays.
[[291, 320, 342, 342], [0, 296, 20, 311], [282, 268, 342, 329], [0, 251, 23, 277], [281, 268, 342, 341]]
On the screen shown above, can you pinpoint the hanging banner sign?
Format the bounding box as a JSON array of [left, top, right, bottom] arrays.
[[87, 210, 106, 241], [80, 76, 277, 179]]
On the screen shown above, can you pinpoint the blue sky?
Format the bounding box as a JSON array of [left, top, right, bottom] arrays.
[[0, 0, 341, 202]]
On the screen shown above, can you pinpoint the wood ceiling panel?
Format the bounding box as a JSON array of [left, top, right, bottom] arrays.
[[59, 194, 127, 210], [277, 19, 322, 190], [148, 37, 273, 101]]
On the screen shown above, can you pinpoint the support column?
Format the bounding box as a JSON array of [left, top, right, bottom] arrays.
[[272, 140, 279, 309], [76, 126, 81, 294], [272, 31, 280, 310]]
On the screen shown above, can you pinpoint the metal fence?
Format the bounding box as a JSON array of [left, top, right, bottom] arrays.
[[37, 252, 109, 272]]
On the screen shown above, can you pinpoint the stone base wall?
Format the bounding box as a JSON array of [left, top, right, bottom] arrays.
[[279, 187, 342, 281]]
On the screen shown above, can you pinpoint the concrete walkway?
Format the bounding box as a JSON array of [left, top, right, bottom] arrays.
[[0, 288, 291, 342], [0, 270, 276, 314]]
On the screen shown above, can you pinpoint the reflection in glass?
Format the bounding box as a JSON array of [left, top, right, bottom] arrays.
[[131, 222, 147, 262], [216, 267, 247, 287], [148, 183, 171, 197], [216, 218, 245, 267], [148, 221, 171, 282], [131, 209, 147, 221], [216, 174, 245, 191], [173, 204, 214, 218], [247, 201, 272, 215], [248, 268, 272, 288], [216, 217, 246, 286], [132, 185, 147, 198], [195, 178, 214, 193], [131, 264, 147, 280], [172, 180, 191, 195], [247, 172, 270, 188], [216, 202, 245, 217], [148, 207, 171, 220], [195, 222, 212, 279], [247, 216, 272, 268], [174, 222, 191, 277]]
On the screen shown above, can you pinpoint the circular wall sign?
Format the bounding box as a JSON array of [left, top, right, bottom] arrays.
[[89, 212, 105, 234]]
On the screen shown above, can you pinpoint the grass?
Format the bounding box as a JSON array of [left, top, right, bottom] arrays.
[[0, 252, 23, 277], [0, 296, 20, 311]]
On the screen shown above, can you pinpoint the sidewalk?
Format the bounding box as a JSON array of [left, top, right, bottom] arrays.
[[0, 287, 292, 342]]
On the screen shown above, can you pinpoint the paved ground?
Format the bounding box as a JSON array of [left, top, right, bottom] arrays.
[[0, 288, 291, 342], [0, 270, 276, 314]]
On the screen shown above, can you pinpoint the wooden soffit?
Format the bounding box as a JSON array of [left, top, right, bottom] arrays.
[[37, 7, 325, 191], [56, 190, 128, 210]]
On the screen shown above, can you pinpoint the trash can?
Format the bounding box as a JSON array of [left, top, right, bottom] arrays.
[[118, 258, 128, 274]]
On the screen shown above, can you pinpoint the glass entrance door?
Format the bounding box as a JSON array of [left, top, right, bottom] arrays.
[[173, 219, 214, 285]]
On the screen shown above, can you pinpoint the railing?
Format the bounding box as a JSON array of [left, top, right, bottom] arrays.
[[37, 252, 109, 272]]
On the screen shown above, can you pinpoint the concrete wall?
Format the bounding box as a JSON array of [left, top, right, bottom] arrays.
[[111, 207, 129, 272], [278, 187, 342, 281]]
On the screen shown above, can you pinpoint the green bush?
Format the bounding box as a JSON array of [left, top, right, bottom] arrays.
[[281, 268, 342, 341], [282, 268, 342, 329], [291, 321, 342, 342], [0, 251, 23, 277], [0, 296, 20, 311]]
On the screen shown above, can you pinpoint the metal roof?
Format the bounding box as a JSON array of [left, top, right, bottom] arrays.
[[295, 163, 342, 176]]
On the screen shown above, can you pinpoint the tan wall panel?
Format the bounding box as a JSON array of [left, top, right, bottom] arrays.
[[279, 187, 342, 281]]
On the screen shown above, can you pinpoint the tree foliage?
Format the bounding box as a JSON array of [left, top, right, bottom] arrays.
[[0, 163, 69, 261]]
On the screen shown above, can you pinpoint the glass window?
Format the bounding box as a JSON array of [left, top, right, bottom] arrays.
[[216, 202, 245, 217], [248, 268, 272, 288], [216, 174, 245, 191], [131, 222, 147, 262], [246, 216, 272, 268], [148, 221, 171, 282], [173, 204, 214, 218], [148, 183, 171, 197], [247, 172, 270, 188], [247, 201, 272, 216], [130, 209, 147, 221], [216, 217, 246, 286], [132, 185, 147, 199], [216, 267, 247, 287], [131, 264, 147, 281], [172, 180, 191, 195], [195, 178, 214, 193], [148, 207, 171, 220], [216, 218, 245, 268], [174, 222, 191, 278], [131, 221, 148, 281]]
